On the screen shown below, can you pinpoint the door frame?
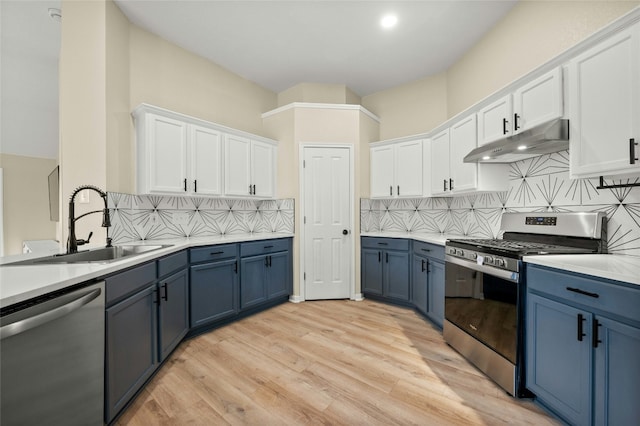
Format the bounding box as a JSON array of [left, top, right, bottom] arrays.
[[299, 143, 356, 301]]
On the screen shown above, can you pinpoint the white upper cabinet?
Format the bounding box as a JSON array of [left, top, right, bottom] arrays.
[[513, 67, 563, 132], [370, 139, 423, 198], [477, 95, 513, 146], [477, 68, 563, 146], [569, 22, 640, 179], [431, 116, 509, 196], [224, 135, 276, 198], [133, 104, 277, 198]]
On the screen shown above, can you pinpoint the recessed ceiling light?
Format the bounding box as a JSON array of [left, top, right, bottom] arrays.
[[517, 145, 527, 150], [380, 14, 398, 29], [482, 156, 491, 160]]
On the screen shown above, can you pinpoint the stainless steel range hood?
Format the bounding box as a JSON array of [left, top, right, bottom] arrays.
[[464, 119, 569, 163]]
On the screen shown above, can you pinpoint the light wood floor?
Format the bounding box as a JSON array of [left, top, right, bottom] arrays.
[[116, 300, 558, 425]]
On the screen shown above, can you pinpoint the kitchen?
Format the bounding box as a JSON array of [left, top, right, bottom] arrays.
[[1, 1, 640, 425]]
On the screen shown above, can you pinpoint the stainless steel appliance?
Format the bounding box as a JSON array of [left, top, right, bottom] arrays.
[[1, 281, 105, 425], [444, 212, 607, 397]]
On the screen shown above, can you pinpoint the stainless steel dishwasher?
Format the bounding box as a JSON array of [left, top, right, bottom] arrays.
[[1, 281, 105, 425]]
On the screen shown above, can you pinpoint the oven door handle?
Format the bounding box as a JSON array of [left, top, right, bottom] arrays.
[[445, 255, 519, 283]]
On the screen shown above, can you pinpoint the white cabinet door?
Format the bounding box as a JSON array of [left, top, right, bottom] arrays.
[[450, 115, 478, 193], [430, 129, 451, 195], [477, 95, 512, 145], [224, 134, 252, 196], [570, 23, 640, 178], [190, 125, 222, 196], [370, 144, 395, 198], [148, 114, 188, 194], [422, 139, 432, 197], [395, 140, 423, 197], [251, 140, 275, 198], [513, 67, 563, 133]]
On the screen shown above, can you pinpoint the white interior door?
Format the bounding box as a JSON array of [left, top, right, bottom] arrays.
[[303, 146, 352, 300]]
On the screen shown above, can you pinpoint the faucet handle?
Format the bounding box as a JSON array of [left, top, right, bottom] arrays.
[[77, 231, 93, 246]]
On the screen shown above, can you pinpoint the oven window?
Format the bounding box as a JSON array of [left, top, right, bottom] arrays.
[[444, 262, 518, 364]]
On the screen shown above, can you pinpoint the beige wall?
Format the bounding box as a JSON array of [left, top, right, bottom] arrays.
[[277, 83, 362, 106], [0, 154, 58, 255], [129, 26, 277, 138], [361, 72, 448, 140], [59, 0, 109, 247], [446, 0, 640, 118]]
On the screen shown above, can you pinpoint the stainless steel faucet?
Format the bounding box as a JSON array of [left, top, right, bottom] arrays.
[[67, 185, 111, 254]]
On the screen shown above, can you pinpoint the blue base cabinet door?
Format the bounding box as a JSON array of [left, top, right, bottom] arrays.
[[105, 285, 158, 423], [384, 251, 410, 301], [426, 259, 445, 327], [158, 268, 189, 361], [411, 254, 428, 314], [594, 317, 640, 425], [526, 293, 592, 426], [190, 259, 238, 327], [240, 256, 268, 310], [266, 251, 291, 300], [361, 248, 383, 295]]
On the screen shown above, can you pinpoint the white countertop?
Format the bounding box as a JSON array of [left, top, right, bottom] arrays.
[[0, 233, 293, 309], [360, 231, 469, 246], [524, 254, 640, 286]]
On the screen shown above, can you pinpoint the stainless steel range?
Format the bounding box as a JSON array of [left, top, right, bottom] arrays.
[[443, 212, 607, 397]]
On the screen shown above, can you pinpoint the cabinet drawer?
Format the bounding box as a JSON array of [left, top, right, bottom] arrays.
[[412, 240, 445, 261], [190, 244, 237, 263], [361, 237, 408, 251], [527, 265, 640, 323], [157, 250, 188, 278], [240, 238, 290, 257], [105, 262, 156, 306]]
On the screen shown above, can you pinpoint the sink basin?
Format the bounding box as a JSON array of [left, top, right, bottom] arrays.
[[3, 245, 173, 266]]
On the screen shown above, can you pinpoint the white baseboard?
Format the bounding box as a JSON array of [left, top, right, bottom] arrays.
[[351, 293, 364, 301], [289, 295, 304, 303]]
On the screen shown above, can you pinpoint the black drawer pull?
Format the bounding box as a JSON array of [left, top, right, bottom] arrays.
[[377, 242, 388, 246], [161, 283, 168, 301], [421, 248, 431, 252], [502, 117, 508, 135], [421, 259, 426, 272], [264, 245, 274, 249], [577, 313, 586, 341], [566, 287, 600, 298], [514, 113, 520, 131], [210, 251, 225, 255], [183, 178, 187, 192], [378, 251, 381, 262], [630, 138, 638, 164], [593, 318, 602, 348]]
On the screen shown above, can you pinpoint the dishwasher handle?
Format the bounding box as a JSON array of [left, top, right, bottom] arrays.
[[0, 287, 102, 340]]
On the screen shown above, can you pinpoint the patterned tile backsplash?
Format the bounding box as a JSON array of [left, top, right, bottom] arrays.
[[107, 194, 294, 244], [361, 151, 640, 256]]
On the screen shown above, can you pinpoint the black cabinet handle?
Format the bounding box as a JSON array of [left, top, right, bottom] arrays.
[[184, 178, 187, 192], [503, 118, 508, 135], [592, 318, 602, 348], [385, 253, 389, 263], [577, 313, 585, 341], [397, 185, 400, 196], [267, 255, 272, 267], [630, 138, 638, 164], [265, 257, 269, 267], [443, 179, 448, 191], [390, 186, 393, 196], [514, 113, 520, 131], [567, 287, 600, 298], [234, 260, 238, 274], [426, 262, 430, 273], [450, 178, 454, 191], [249, 184, 253, 195], [253, 184, 256, 195], [210, 251, 224, 255], [194, 180, 197, 193], [153, 288, 160, 305], [421, 248, 431, 252], [264, 245, 274, 249], [421, 259, 426, 272], [378, 251, 381, 262], [161, 283, 168, 301]]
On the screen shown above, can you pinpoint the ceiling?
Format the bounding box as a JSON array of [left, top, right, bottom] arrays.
[[114, 0, 518, 96], [1, 0, 517, 160]]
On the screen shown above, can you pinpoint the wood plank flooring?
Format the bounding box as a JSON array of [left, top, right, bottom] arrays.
[[116, 300, 558, 425]]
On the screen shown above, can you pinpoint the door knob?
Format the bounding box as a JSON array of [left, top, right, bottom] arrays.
[[342, 229, 349, 235]]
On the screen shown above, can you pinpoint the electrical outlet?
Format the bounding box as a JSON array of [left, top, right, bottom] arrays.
[[173, 212, 189, 225]]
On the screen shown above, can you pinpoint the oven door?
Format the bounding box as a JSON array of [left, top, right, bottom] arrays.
[[444, 255, 519, 365]]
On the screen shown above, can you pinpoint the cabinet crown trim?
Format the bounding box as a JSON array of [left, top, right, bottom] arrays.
[[261, 102, 380, 123]]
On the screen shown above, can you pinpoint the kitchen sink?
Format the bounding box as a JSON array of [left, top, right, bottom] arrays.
[[2, 245, 173, 266]]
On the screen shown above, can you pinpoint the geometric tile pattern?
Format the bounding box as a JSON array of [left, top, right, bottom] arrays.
[[107, 193, 294, 244], [361, 150, 640, 256]]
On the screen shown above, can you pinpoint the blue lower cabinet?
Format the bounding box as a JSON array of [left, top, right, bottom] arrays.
[[384, 251, 410, 301], [426, 259, 444, 327], [362, 248, 383, 295], [240, 255, 268, 310], [361, 237, 410, 303], [526, 264, 640, 426], [105, 284, 158, 423], [411, 254, 428, 314], [266, 250, 291, 299], [190, 259, 238, 327], [158, 268, 189, 362]]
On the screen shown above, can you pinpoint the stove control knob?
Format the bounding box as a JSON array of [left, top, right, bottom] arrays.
[[470, 252, 478, 260], [495, 258, 505, 267], [456, 249, 464, 256], [484, 256, 494, 265]]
